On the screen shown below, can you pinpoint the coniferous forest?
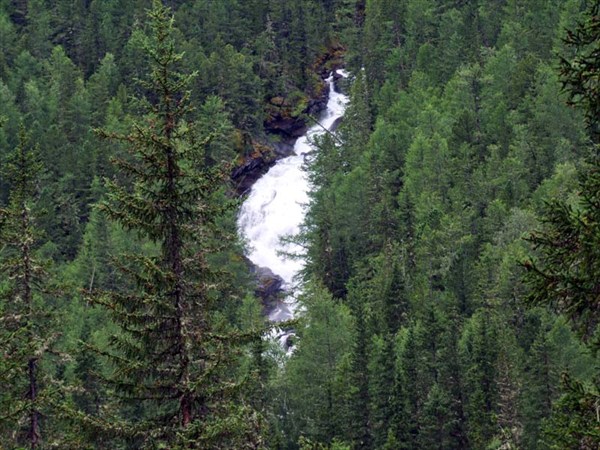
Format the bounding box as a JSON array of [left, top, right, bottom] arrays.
[[0, 0, 599, 449]]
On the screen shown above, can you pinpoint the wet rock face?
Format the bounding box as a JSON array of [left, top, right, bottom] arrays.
[[329, 116, 343, 132], [233, 67, 338, 196], [265, 114, 308, 139], [306, 83, 330, 116], [272, 141, 296, 158], [333, 71, 350, 95], [251, 265, 285, 316], [232, 154, 275, 196], [264, 72, 331, 141], [263, 94, 327, 141]]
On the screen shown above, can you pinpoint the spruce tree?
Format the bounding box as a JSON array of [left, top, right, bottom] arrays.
[[89, 2, 262, 448], [522, 5, 600, 448], [458, 311, 500, 448], [0, 125, 57, 449], [558, 1, 599, 141], [523, 1, 600, 346], [348, 306, 372, 449], [524, 163, 600, 345], [367, 246, 407, 448]]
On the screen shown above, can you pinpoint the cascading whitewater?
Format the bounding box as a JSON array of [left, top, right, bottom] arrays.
[[237, 70, 350, 344]]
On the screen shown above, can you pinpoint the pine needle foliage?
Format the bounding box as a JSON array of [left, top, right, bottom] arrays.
[[524, 159, 600, 346], [522, 3, 600, 447], [524, 1, 600, 348], [89, 2, 263, 448], [0, 125, 58, 449], [558, 1, 600, 142]]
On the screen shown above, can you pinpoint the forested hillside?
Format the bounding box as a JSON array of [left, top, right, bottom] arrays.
[[0, 0, 598, 449]]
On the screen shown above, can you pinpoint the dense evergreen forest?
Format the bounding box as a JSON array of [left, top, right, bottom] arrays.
[[0, 0, 598, 449]]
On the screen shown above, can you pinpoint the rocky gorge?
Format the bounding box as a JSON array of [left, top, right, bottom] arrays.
[[237, 69, 350, 349]]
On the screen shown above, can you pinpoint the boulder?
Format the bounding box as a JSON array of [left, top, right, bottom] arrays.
[[272, 140, 296, 158], [333, 71, 350, 95], [264, 114, 308, 139], [250, 264, 285, 317], [329, 116, 343, 132], [231, 154, 275, 195], [254, 266, 284, 298], [306, 81, 330, 116]]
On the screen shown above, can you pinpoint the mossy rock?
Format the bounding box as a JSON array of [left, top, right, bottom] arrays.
[[250, 141, 274, 160]]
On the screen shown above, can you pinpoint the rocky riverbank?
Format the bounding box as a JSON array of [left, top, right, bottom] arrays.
[[232, 47, 346, 196], [234, 47, 346, 317]]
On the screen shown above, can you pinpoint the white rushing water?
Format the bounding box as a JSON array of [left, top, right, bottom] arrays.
[[238, 70, 349, 331]]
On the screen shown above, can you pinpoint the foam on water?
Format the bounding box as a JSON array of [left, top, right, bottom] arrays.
[[238, 71, 350, 326]]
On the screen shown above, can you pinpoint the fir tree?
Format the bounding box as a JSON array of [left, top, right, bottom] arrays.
[[558, 1, 600, 141], [523, 0, 600, 347], [0, 125, 57, 449], [348, 301, 372, 449], [524, 161, 600, 346], [88, 2, 262, 448], [367, 246, 408, 448], [522, 4, 600, 448]]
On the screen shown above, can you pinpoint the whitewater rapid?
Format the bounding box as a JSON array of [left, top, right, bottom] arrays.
[[238, 70, 349, 329]]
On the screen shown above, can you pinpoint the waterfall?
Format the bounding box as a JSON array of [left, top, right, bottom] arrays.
[[238, 70, 350, 346]]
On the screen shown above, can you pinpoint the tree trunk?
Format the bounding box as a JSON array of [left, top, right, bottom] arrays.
[[28, 358, 39, 449]]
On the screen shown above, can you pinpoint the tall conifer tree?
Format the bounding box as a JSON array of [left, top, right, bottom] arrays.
[[0, 126, 56, 449], [522, 4, 600, 448], [90, 2, 262, 448]]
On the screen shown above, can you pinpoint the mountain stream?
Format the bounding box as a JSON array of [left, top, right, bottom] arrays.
[[237, 70, 349, 348]]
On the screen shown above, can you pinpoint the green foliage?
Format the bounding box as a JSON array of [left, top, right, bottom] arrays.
[[519, 7, 600, 446], [83, 3, 262, 447], [298, 436, 351, 450], [196, 42, 263, 133], [0, 0, 598, 448], [275, 281, 355, 447], [0, 125, 60, 448], [294, 1, 598, 449], [558, 1, 600, 140], [524, 157, 600, 345], [540, 374, 600, 449]]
